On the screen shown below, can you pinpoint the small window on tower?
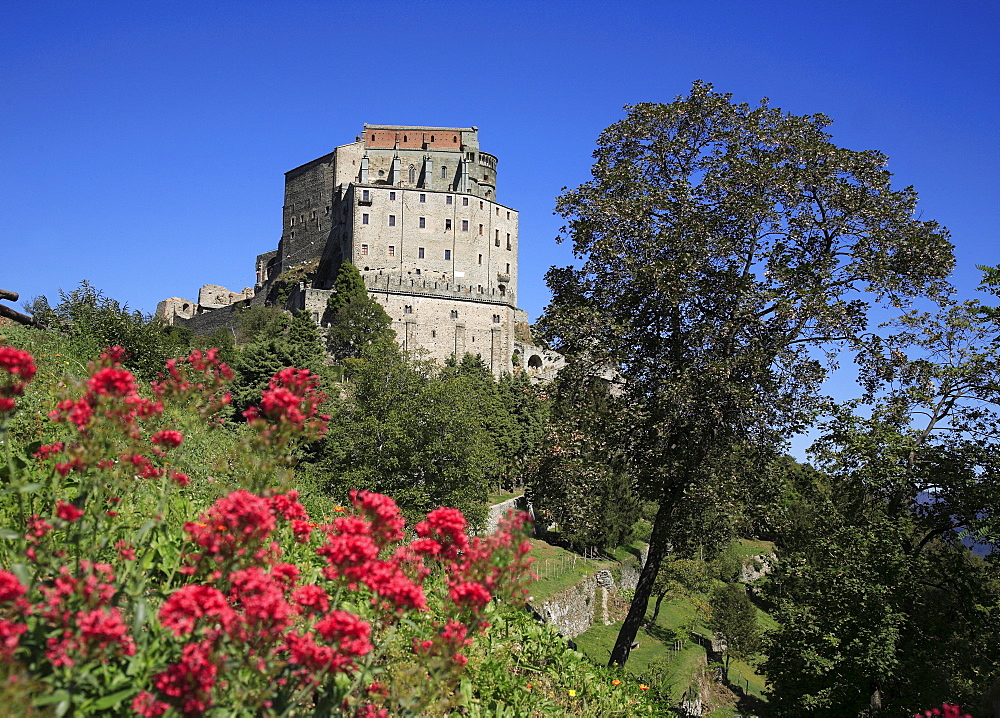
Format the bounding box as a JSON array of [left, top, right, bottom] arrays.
[[506, 233, 511, 250], [450, 310, 458, 319], [404, 305, 412, 314], [361, 244, 369, 255], [419, 247, 425, 259], [496, 207, 499, 216], [462, 197, 469, 206], [388, 215, 396, 226], [478, 254, 482, 265], [420, 194, 426, 202], [444, 249, 452, 260], [362, 189, 370, 201], [507, 211, 510, 219], [495, 230, 500, 246], [419, 217, 426, 228], [493, 314, 500, 323], [441, 167, 447, 179], [446, 195, 453, 204], [388, 245, 395, 257], [506, 262, 510, 273], [479, 224, 483, 235], [480, 201, 484, 209], [389, 191, 396, 200], [462, 220, 469, 231], [362, 214, 369, 225], [445, 219, 452, 230]]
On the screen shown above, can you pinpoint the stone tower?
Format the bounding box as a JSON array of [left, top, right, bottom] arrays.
[[160, 124, 562, 378]]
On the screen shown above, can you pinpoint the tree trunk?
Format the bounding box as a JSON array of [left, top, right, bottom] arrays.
[[648, 591, 666, 627], [608, 496, 674, 667]]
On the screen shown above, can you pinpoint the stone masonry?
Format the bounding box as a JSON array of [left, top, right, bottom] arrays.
[[158, 124, 562, 379]]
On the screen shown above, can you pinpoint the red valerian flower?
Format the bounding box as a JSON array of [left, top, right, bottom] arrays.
[[150, 640, 219, 716], [33, 442, 64, 460], [414, 507, 469, 559], [55, 501, 84, 523], [0, 571, 27, 603], [448, 580, 492, 611], [0, 618, 27, 661], [87, 366, 137, 397], [351, 491, 405, 546], [151, 430, 184, 448], [314, 610, 373, 658], [0, 346, 36, 383], [291, 584, 329, 615], [159, 585, 236, 637]]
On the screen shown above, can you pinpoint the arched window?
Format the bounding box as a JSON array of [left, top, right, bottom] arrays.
[[408, 166, 415, 183], [441, 166, 447, 178]]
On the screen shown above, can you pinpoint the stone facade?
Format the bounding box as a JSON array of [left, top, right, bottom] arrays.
[[157, 124, 562, 378]]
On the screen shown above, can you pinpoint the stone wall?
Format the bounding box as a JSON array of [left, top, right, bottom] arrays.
[[532, 552, 646, 639]]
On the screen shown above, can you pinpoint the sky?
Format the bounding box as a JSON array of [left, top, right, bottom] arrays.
[[2, 2, 998, 335]]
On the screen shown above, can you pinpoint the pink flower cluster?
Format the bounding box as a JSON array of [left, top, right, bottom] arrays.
[[0, 571, 29, 661], [914, 704, 972, 718], [152, 348, 233, 418], [243, 367, 329, 443], [49, 346, 163, 436], [0, 346, 36, 415], [34, 561, 136, 668]]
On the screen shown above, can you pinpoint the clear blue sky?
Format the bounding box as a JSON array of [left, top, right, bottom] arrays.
[[3, 0, 998, 327]]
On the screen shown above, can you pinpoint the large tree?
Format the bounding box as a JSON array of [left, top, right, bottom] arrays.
[[538, 81, 954, 667]]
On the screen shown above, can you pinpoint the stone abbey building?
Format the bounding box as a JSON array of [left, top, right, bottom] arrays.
[[157, 124, 562, 378]]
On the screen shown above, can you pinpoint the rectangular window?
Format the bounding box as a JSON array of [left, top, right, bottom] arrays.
[[506, 211, 510, 219], [450, 310, 459, 319], [419, 193, 426, 203], [404, 305, 413, 314], [418, 247, 425, 259], [388, 245, 395, 257], [361, 244, 368, 255], [478, 224, 483, 235], [506, 262, 510, 273], [506, 233, 511, 250], [362, 189, 370, 201], [480, 201, 484, 209], [445, 219, 452, 230], [493, 314, 500, 323], [446, 195, 453, 204], [362, 213, 369, 225], [495, 229, 500, 246], [390, 191, 396, 200], [388, 215, 396, 226], [419, 217, 426, 228], [462, 220, 469, 231], [478, 254, 482, 265], [496, 207, 499, 216], [444, 249, 451, 260], [462, 197, 469, 206]]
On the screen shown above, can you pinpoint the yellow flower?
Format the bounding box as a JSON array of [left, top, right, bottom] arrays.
[[639, 684, 650, 690], [612, 679, 621, 685], [334, 506, 346, 512], [568, 690, 576, 697]]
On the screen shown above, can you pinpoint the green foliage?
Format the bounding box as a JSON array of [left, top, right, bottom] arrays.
[[228, 309, 327, 416], [306, 349, 544, 529], [324, 263, 395, 362], [526, 377, 638, 551], [539, 80, 954, 667], [708, 584, 760, 672], [32, 281, 185, 381], [764, 301, 1000, 714]]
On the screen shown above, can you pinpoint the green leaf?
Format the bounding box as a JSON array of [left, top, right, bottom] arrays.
[[88, 687, 135, 711], [18, 482, 43, 494], [0, 529, 21, 540]]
